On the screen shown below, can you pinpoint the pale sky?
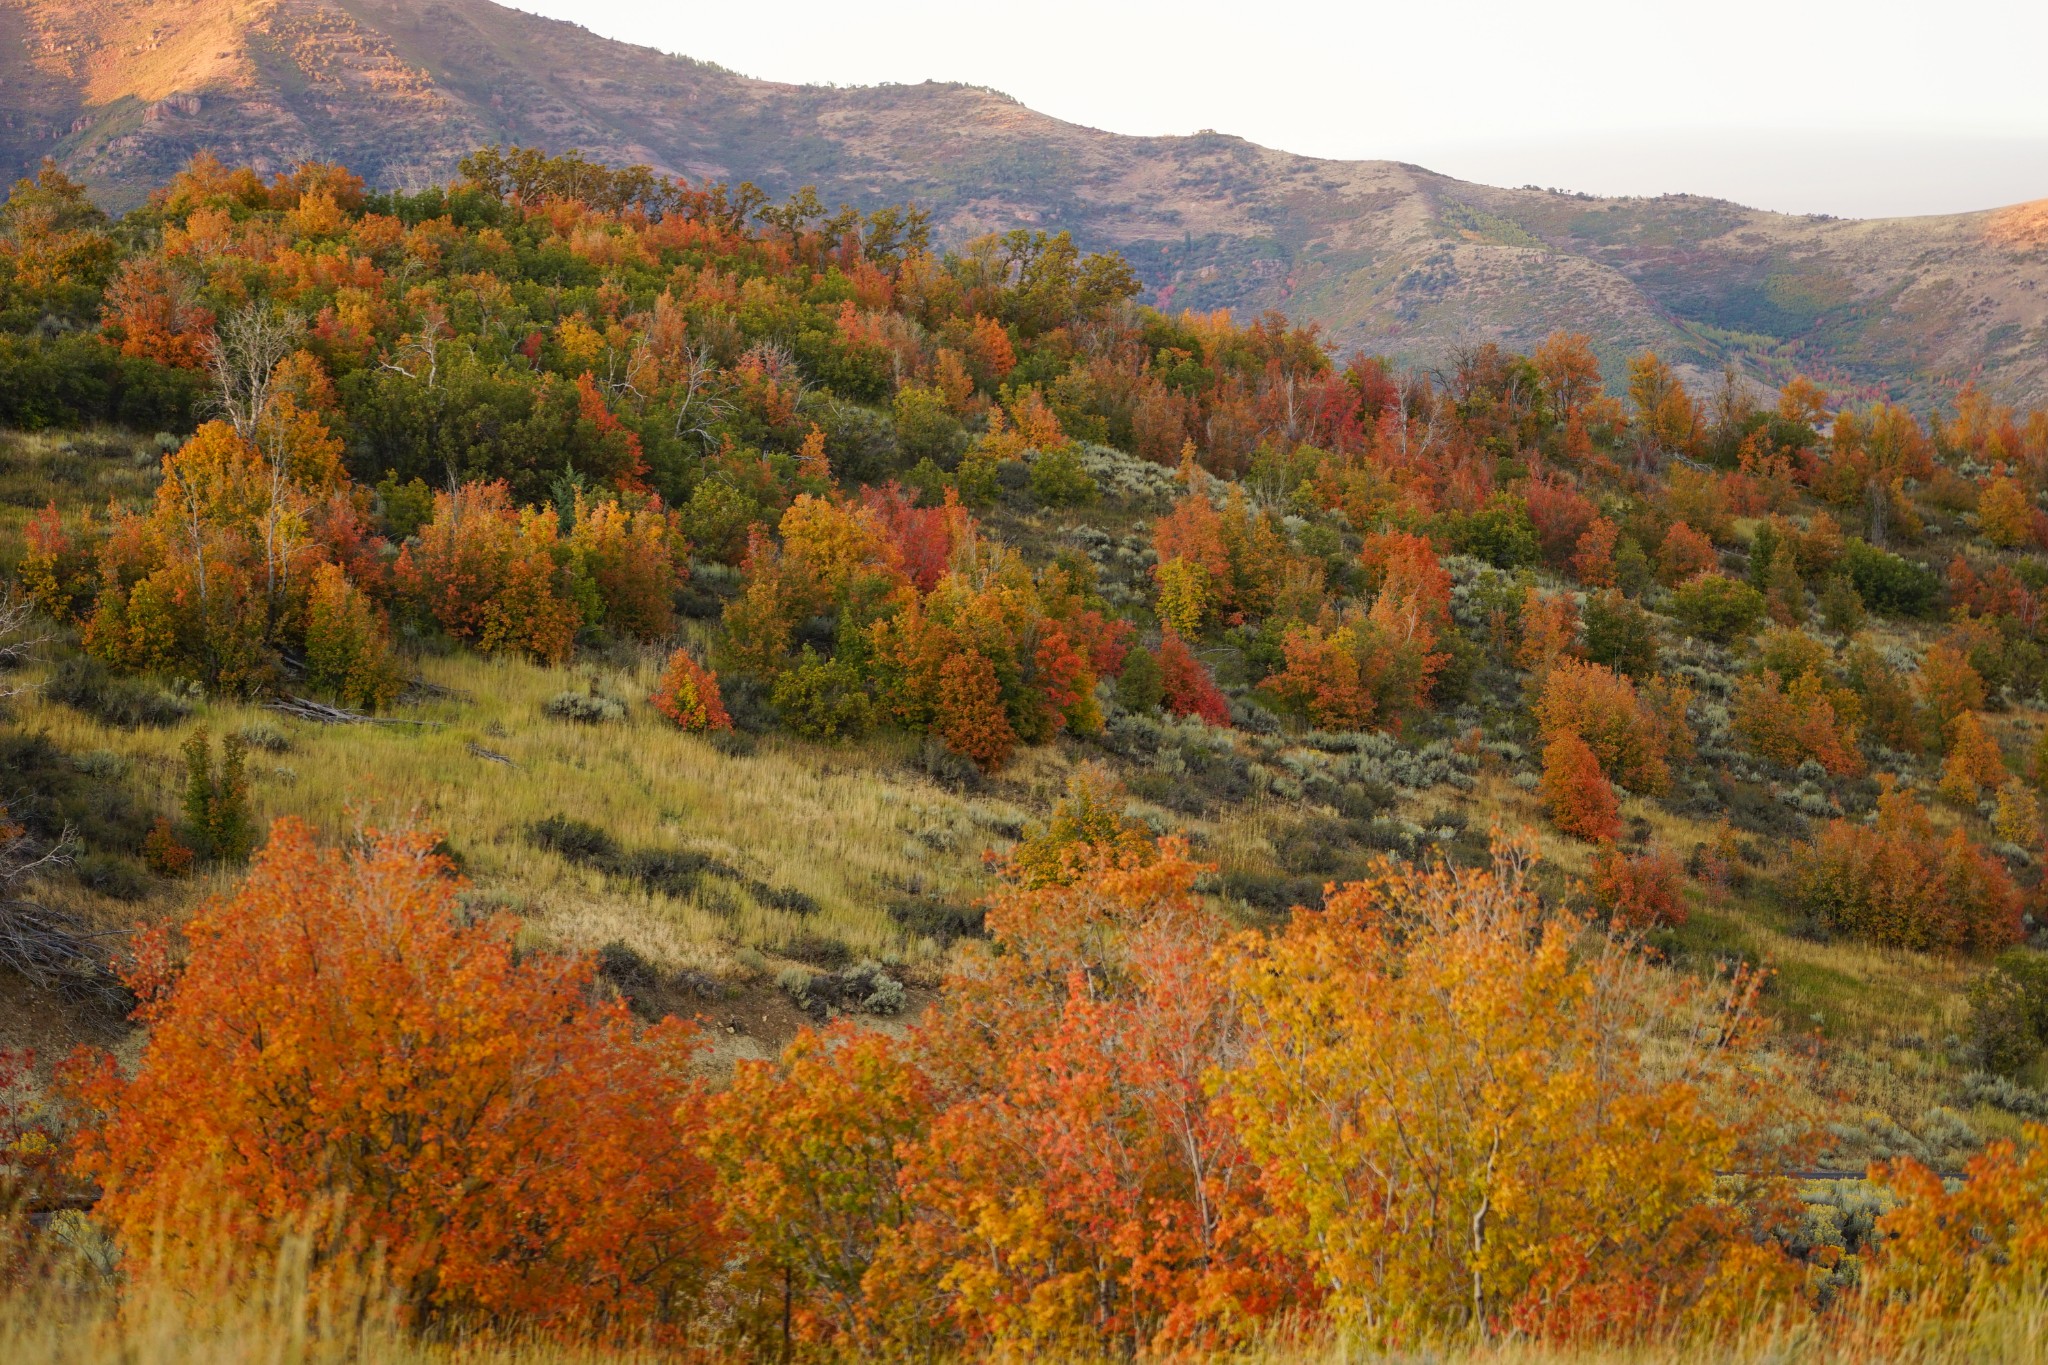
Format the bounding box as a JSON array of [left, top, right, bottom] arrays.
[[502, 0, 2048, 219]]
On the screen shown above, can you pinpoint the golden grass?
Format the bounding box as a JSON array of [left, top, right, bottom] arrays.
[[11, 646, 1010, 978]]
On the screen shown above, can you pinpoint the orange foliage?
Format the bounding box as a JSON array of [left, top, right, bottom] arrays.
[[1657, 521, 1718, 585], [1791, 781, 2021, 954], [650, 648, 732, 732], [67, 819, 722, 1334], [1939, 711, 2007, 805], [1919, 642, 1986, 738], [1592, 843, 1687, 929], [393, 482, 581, 662], [1542, 730, 1622, 842], [1535, 660, 1675, 794], [1732, 669, 1864, 777], [1871, 1122, 2048, 1319]]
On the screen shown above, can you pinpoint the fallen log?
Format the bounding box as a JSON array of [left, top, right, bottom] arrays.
[[262, 695, 440, 727]]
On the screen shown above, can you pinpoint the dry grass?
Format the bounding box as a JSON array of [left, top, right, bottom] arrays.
[[10, 646, 1011, 979]]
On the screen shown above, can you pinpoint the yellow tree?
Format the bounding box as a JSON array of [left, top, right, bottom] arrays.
[[1219, 839, 1810, 1344]]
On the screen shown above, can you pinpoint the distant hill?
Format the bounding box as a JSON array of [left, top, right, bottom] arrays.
[[4, 0, 2045, 404]]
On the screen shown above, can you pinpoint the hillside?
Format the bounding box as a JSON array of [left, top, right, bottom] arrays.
[[2, 0, 2045, 406], [5, 129, 2048, 1355]]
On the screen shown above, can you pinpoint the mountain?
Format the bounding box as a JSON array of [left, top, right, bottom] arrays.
[[4, 0, 2046, 404]]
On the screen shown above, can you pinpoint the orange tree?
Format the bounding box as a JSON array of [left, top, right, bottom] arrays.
[[1219, 839, 1811, 1344], [874, 836, 1304, 1356], [66, 818, 722, 1336]]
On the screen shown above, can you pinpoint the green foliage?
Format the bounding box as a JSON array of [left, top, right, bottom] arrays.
[[1581, 590, 1659, 679], [1840, 538, 1940, 617], [1818, 575, 1866, 638], [892, 385, 965, 467], [770, 649, 877, 739], [181, 731, 256, 864], [1027, 446, 1096, 507], [0, 334, 200, 432], [1968, 949, 2048, 1077], [375, 473, 437, 541], [1447, 496, 1539, 569], [1668, 573, 1767, 644], [1115, 644, 1164, 713]]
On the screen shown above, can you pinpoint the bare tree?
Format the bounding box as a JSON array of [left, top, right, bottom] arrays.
[[207, 304, 303, 441], [207, 305, 307, 607], [0, 591, 43, 700]]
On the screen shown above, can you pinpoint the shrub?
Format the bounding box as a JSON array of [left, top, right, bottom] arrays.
[[1789, 782, 2021, 953], [1027, 446, 1096, 506], [1581, 590, 1659, 679], [1994, 781, 2042, 846], [1157, 630, 1231, 726], [1939, 712, 2008, 805], [934, 649, 1016, 770], [1841, 538, 1939, 616], [1818, 575, 1866, 638], [541, 688, 627, 724], [303, 562, 404, 711], [141, 816, 194, 878], [1541, 730, 1622, 842], [1592, 843, 1687, 929], [1967, 950, 2048, 1076], [42, 656, 190, 729], [66, 819, 722, 1331], [1449, 495, 1539, 568], [1919, 642, 1986, 737], [1657, 521, 1718, 585], [1732, 670, 1863, 776], [650, 649, 732, 732], [769, 650, 875, 740], [1668, 573, 1767, 644], [1534, 660, 1673, 793], [1224, 840, 1805, 1340], [1978, 476, 2033, 549], [181, 731, 255, 863], [1115, 644, 1164, 713]]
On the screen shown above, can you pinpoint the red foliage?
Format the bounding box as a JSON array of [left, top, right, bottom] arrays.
[[1791, 782, 2021, 954], [1592, 843, 1687, 929], [1157, 630, 1231, 726], [1657, 521, 1718, 585], [1525, 477, 1598, 569]]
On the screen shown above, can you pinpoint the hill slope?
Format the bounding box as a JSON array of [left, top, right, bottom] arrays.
[[3, 0, 2046, 403]]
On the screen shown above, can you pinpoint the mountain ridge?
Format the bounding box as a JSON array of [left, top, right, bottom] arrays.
[[3, 0, 2045, 405]]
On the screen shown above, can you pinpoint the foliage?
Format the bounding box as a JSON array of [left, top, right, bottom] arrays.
[[650, 649, 732, 732], [1157, 630, 1231, 726], [1222, 840, 1804, 1343], [67, 819, 723, 1335], [1669, 573, 1767, 644], [1592, 843, 1688, 929], [1541, 730, 1622, 842], [180, 731, 254, 863], [1789, 781, 2021, 953]]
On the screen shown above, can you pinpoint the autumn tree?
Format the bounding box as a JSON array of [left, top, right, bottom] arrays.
[[1221, 840, 1806, 1343], [1790, 781, 2020, 953], [68, 820, 723, 1334], [650, 648, 732, 732], [1541, 730, 1623, 842]]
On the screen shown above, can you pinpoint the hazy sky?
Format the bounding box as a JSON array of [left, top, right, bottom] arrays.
[[502, 0, 2048, 219]]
